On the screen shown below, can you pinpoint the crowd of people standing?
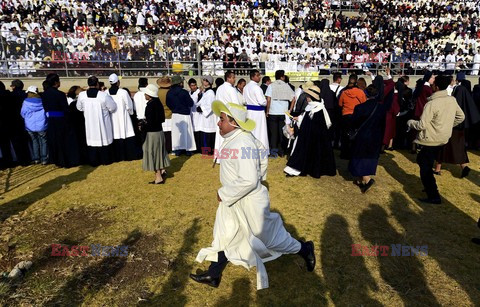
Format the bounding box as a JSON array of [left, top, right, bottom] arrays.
[[1, 68, 480, 201], [1, 0, 480, 76]]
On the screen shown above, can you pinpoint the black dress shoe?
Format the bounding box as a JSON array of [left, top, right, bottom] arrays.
[[189, 272, 221, 288], [418, 197, 441, 204], [149, 180, 165, 185], [300, 241, 316, 272], [361, 179, 375, 193], [461, 166, 471, 178]]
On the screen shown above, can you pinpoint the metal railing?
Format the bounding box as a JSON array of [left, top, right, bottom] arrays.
[[0, 59, 477, 81]]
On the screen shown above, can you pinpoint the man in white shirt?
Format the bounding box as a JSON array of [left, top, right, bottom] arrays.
[[329, 72, 344, 98], [77, 76, 117, 166], [265, 70, 296, 157], [214, 71, 240, 155], [243, 69, 269, 150]]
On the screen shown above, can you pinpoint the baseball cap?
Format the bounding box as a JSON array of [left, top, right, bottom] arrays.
[[108, 73, 119, 84]]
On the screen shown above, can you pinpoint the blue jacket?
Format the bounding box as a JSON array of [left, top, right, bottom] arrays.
[[21, 97, 48, 132], [166, 85, 194, 115]]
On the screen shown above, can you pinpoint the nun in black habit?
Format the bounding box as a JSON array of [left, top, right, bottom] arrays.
[[349, 84, 388, 193], [284, 85, 336, 178]]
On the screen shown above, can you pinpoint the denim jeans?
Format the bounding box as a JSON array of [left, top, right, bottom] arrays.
[[28, 131, 48, 163]]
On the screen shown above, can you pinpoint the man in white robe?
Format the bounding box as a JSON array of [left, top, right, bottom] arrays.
[[191, 101, 315, 290], [107, 73, 137, 161], [166, 75, 196, 155], [77, 76, 117, 166], [243, 69, 269, 150], [188, 78, 202, 152], [133, 77, 148, 120], [214, 71, 240, 160], [196, 76, 217, 154]]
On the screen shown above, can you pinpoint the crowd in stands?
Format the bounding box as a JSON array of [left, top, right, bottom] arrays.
[[1, 0, 480, 76]]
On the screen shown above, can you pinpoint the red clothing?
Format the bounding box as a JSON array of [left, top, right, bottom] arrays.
[[414, 84, 433, 119], [383, 93, 401, 145]]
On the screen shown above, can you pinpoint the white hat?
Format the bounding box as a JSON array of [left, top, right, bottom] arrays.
[[26, 85, 38, 94], [108, 73, 119, 84], [141, 84, 159, 98]]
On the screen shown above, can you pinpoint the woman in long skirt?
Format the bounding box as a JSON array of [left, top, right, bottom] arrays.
[[141, 84, 170, 184]]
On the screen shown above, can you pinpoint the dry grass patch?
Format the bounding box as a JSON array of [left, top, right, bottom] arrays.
[[0, 150, 479, 305]]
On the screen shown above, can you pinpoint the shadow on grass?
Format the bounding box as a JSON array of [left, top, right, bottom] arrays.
[[382, 151, 480, 303], [0, 165, 57, 195], [465, 167, 480, 187], [164, 155, 192, 179], [0, 166, 94, 222], [334, 151, 354, 182], [255, 213, 327, 305], [44, 229, 142, 306], [0, 237, 86, 304], [359, 204, 441, 306], [321, 214, 381, 306], [141, 218, 200, 306], [214, 278, 251, 307]]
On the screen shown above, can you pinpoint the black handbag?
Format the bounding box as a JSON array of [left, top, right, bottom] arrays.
[[348, 103, 378, 140]]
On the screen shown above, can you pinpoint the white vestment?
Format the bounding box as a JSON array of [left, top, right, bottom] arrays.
[[196, 88, 217, 133], [133, 89, 148, 120], [195, 129, 301, 290], [190, 88, 202, 132], [243, 80, 269, 150], [77, 90, 117, 147], [171, 113, 197, 151], [108, 88, 135, 139], [214, 82, 241, 156]]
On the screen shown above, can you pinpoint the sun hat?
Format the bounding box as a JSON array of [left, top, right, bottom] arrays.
[[141, 84, 159, 98], [212, 101, 256, 132], [26, 85, 38, 93], [157, 76, 172, 88], [303, 85, 321, 101]]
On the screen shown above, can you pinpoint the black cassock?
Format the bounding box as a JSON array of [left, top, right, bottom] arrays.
[[286, 108, 336, 178], [42, 87, 79, 168]]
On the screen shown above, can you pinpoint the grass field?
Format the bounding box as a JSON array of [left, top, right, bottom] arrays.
[[0, 149, 479, 306]]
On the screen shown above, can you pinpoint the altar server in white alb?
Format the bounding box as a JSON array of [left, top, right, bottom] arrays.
[[188, 78, 203, 153], [77, 76, 117, 166], [190, 101, 315, 290], [133, 77, 149, 121], [243, 69, 269, 150], [214, 71, 241, 159], [166, 75, 196, 156], [196, 76, 217, 155], [107, 73, 138, 161]]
